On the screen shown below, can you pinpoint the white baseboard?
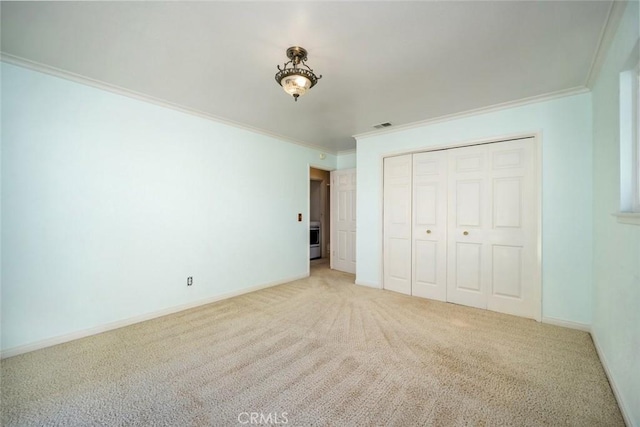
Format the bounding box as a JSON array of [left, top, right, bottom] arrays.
[[591, 331, 634, 427], [541, 316, 591, 332], [354, 280, 381, 289], [1, 273, 308, 359]]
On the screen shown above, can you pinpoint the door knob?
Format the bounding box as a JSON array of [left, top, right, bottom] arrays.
[[463, 231, 469, 236], [426, 230, 431, 234]]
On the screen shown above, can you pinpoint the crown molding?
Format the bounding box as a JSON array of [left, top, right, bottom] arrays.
[[353, 86, 589, 141], [0, 53, 336, 155], [585, 0, 629, 89], [337, 149, 356, 156]]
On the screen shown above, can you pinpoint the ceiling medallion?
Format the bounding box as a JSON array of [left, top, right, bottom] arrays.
[[275, 46, 322, 102]]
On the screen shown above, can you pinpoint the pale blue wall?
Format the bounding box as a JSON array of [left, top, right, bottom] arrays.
[[355, 93, 593, 324], [591, 1, 639, 424], [1, 63, 336, 352], [336, 151, 356, 169]]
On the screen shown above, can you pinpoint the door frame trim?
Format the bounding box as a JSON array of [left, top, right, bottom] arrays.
[[308, 164, 334, 278], [380, 132, 542, 321]]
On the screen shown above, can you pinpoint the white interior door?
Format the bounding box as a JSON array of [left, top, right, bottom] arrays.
[[383, 155, 412, 295], [446, 144, 490, 309], [330, 169, 356, 274], [486, 139, 538, 319], [412, 151, 447, 301]]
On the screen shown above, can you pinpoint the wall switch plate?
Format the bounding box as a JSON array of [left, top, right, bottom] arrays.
[[298, 213, 302, 222], [187, 276, 193, 286]]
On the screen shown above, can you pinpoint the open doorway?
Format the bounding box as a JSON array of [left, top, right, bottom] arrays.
[[310, 167, 331, 261]]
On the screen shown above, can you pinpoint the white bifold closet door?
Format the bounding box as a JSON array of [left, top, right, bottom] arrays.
[[383, 138, 539, 320], [383, 155, 412, 295], [447, 139, 537, 318], [412, 150, 448, 301]]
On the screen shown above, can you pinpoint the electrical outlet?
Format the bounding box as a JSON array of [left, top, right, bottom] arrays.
[[187, 276, 193, 286]]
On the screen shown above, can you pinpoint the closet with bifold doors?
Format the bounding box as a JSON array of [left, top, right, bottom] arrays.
[[383, 137, 540, 320]]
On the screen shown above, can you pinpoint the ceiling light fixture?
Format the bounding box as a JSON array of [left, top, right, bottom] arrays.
[[275, 46, 322, 102]]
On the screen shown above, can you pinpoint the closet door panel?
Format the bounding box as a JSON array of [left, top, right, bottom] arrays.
[[492, 245, 523, 298], [388, 238, 411, 279], [447, 145, 490, 309], [493, 177, 522, 228], [383, 155, 412, 295], [455, 180, 482, 226], [412, 151, 447, 301], [455, 242, 482, 291], [487, 139, 538, 319], [415, 184, 437, 224], [414, 240, 437, 284]]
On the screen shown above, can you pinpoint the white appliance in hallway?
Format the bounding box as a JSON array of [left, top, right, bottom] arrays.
[[310, 221, 321, 259]]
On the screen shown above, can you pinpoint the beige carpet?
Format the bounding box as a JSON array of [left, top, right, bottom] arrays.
[[1, 262, 624, 426]]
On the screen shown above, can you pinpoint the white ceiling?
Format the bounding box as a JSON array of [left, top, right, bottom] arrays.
[[1, 1, 613, 153]]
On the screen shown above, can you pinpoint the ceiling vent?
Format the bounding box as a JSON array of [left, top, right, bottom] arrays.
[[373, 122, 392, 129]]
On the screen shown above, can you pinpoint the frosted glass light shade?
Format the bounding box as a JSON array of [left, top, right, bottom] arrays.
[[281, 74, 312, 97]]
